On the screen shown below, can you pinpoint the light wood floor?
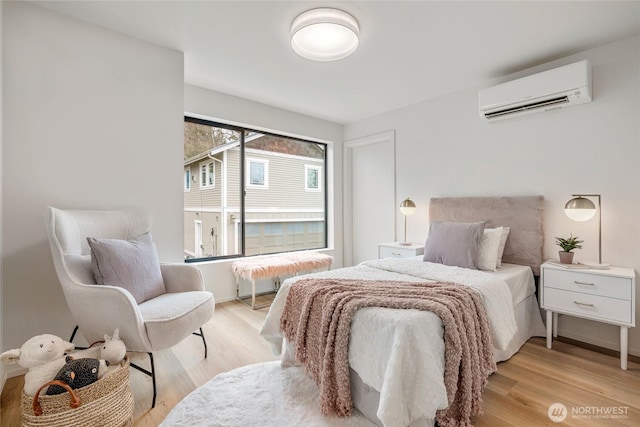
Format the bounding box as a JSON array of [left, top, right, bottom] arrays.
[[2, 297, 639, 426]]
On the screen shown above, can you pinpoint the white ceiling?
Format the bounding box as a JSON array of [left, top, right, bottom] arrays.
[[32, 1, 640, 124]]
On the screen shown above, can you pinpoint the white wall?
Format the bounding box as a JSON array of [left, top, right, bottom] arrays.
[[0, 0, 5, 391], [0, 2, 344, 367], [344, 36, 640, 356], [2, 1, 184, 356], [184, 84, 343, 302]]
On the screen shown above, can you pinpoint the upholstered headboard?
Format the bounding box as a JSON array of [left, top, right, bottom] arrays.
[[429, 196, 544, 275]]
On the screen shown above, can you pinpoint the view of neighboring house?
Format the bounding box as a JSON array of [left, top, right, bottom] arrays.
[[184, 120, 326, 259]]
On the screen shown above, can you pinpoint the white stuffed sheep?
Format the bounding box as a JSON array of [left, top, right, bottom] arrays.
[[0, 334, 75, 396]]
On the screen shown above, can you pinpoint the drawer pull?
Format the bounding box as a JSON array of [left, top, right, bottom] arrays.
[[574, 301, 595, 308], [574, 280, 595, 286]]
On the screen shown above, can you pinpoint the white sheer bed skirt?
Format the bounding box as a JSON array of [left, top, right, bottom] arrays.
[[347, 293, 546, 427]]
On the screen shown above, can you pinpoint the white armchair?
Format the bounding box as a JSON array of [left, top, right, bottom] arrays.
[[45, 207, 214, 408]]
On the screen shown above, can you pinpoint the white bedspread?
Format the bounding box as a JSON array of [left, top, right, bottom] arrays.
[[259, 259, 517, 427]]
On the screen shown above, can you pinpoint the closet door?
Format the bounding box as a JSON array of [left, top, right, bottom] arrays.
[[344, 131, 395, 266]]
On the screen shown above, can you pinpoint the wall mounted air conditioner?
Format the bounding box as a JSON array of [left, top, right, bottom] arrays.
[[479, 60, 592, 122]]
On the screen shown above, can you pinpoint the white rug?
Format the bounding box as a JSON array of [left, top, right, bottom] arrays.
[[160, 361, 377, 427]]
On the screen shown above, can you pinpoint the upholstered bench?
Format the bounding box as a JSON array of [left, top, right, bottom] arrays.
[[232, 251, 334, 309]]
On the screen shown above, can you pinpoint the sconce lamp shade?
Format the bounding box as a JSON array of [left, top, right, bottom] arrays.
[[564, 196, 596, 221], [290, 8, 360, 61], [400, 198, 416, 216]]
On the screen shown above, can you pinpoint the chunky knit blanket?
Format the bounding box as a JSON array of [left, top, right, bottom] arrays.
[[280, 278, 496, 427]]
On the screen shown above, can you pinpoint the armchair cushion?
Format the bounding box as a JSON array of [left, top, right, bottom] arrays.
[[87, 232, 166, 304], [139, 291, 214, 351]]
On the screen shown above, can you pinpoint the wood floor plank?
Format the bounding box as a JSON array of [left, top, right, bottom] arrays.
[[2, 303, 639, 426]]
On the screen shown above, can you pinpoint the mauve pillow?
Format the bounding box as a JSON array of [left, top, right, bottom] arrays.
[[423, 221, 486, 269], [88, 232, 166, 304]]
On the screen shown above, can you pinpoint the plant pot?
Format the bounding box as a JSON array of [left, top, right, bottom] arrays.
[[558, 251, 574, 264]]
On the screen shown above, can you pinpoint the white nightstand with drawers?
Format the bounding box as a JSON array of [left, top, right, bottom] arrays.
[[378, 242, 424, 259], [540, 261, 636, 369]]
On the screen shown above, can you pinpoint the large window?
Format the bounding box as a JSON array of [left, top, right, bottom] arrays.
[[183, 117, 327, 260]]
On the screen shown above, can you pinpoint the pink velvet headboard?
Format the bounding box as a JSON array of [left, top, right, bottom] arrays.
[[429, 196, 545, 275]]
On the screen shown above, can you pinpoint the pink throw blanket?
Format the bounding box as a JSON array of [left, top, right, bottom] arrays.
[[280, 278, 496, 427]]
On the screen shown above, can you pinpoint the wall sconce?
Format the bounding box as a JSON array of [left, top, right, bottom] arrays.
[[564, 194, 608, 268], [399, 198, 416, 246]]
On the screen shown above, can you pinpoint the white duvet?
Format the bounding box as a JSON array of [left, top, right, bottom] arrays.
[[260, 259, 517, 427]]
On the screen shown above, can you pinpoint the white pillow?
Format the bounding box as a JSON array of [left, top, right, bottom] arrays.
[[477, 227, 503, 271], [496, 227, 511, 268]]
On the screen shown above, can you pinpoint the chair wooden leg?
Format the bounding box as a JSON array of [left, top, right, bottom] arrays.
[[130, 352, 157, 408], [192, 327, 208, 358]]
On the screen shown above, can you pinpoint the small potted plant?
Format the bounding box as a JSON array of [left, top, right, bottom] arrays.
[[555, 234, 583, 264]]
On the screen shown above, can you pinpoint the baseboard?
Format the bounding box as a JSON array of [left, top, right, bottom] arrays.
[[555, 333, 640, 364], [3, 364, 27, 379]]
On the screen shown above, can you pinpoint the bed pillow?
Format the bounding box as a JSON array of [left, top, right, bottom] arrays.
[[423, 221, 486, 269], [496, 226, 511, 268], [88, 232, 166, 304], [477, 227, 504, 271]]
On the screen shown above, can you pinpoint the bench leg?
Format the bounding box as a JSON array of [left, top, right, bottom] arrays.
[[236, 277, 275, 310], [251, 279, 256, 309]]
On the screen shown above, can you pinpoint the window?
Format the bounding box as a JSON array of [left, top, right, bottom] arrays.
[[184, 116, 327, 261], [184, 169, 191, 191], [305, 165, 321, 191], [199, 161, 215, 188], [247, 158, 268, 188]]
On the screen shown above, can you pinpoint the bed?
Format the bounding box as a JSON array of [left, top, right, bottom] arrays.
[[260, 196, 546, 427]]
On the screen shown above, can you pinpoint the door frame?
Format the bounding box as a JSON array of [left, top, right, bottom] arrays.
[[343, 130, 395, 266]]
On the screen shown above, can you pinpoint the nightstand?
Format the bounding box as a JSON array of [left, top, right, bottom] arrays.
[[540, 261, 636, 369], [378, 242, 424, 259]]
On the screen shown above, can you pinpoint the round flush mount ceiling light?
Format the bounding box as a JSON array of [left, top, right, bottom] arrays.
[[290, 8, 359, 61]]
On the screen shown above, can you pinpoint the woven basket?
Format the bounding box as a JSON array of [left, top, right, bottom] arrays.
[[21, 356, 134, 427]]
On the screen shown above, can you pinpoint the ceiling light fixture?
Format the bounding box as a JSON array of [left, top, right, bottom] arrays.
[[290, 8, 359, 61]]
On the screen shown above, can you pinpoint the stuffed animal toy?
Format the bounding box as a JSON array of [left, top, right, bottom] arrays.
[[70, 328, 126, 365], [0, 334, 75, 396], [45, 356, 109, 395], [99, 328, 126, 364]]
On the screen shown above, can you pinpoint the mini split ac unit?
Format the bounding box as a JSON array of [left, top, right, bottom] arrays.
[[478, 60, 592, 122]]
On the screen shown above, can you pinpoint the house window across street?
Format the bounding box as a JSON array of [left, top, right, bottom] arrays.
[[184, 169, 191, 191], [200, 161, 215, 188], [247, 158, 268, 188], [305, 165, 321, 191]]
